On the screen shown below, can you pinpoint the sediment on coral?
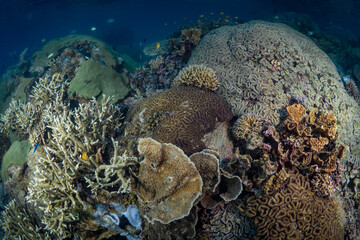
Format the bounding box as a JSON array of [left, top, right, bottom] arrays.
[[1, 200, 51, 240]]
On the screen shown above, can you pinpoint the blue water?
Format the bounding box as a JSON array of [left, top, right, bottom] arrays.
[[1, 0, 359, 75]]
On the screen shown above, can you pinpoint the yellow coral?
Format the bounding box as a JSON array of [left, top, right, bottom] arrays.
[[286, 104, 306, 123], [134, 138, 203, 224], [232, 114, 263, 140], [174, 65, 220, 91], [309, 136, 329, 152]]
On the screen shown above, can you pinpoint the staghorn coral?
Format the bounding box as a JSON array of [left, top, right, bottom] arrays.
[[1, 200, 51, 240], [26, 97, 125, 238], [85, 138, 138, 194], [133, 138, 202, 224], [188, 20, 360, 155], [246, 169, 345, 240], [124, 86, 233, 155], [173, 64, 220, 91]]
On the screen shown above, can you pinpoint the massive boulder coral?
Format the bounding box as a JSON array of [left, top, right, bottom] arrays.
[[246, 169, 345, 240], [124, 86, 233, 155], [188, 20, 360, 155], [133, 138, 202, 224]]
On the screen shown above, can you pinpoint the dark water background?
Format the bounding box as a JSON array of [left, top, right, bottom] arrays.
[[0, 0, 359, 75]]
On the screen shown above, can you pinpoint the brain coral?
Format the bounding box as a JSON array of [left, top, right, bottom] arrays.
[[246, 168, 345, 240], [188, 20, 360, 156], [125, 86, 233, 155], [173, 64, 220, 91]]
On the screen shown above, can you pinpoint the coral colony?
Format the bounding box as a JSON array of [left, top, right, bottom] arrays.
[[0, 18, 360, 240]]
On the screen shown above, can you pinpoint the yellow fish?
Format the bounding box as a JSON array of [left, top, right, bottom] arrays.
[[210, 12, 214, 15], [197, 19, 201, 24], [81, 151, 88, 161], [200, 14, 204, 18], [156, 42, 161, 50], [220, 12, 224, 15]]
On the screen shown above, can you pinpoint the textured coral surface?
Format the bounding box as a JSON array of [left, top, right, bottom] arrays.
[[189, 20, 360, 155], [125, 86, 233, 155], [246, 169, 345, 240]]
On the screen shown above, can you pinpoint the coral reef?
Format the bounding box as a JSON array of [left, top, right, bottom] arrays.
[[246, 168, 345, 240], [134, 138, 202, 224], [173, 64, 220, 91], [1, 200, 51, 240], [188, 20, 360, 155], [124, 86, 233, 155], [143, 40, 169, 56]]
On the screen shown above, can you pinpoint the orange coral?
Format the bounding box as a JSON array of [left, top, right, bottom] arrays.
[[246, 169, 345, 239], [134, 138, 202, 224], [174, 64, 220, 91], [125, 86, 233, 155], [309, 136, 329, 152], [286, 104, 306, 123]]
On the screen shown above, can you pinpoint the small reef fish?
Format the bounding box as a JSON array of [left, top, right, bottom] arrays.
[[33, 143, 39, 153], [156, 42, 161, 50], [107, 18, 114, 23], [90, 26, 96, 31], [81, 151, 89, 161]]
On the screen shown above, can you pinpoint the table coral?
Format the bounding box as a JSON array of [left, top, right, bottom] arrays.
[[188, 20, 360, 155], [173, 64, 220, 91], [134, 138, 202, 224], [246, 169, 345, 240], [124, 86, 233, 155]]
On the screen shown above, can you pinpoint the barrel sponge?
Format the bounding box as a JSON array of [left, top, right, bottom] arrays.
[[134, 138, 202, 224], [246, 169, 345, 239], [125, 86, 233, 155], [188, 20, 360, 156], [173, 64, 220, 91]]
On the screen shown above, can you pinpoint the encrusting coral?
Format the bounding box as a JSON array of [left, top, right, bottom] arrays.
[[246, 168, 345, 240], [133, 138, 203, 224], [1, 200, 51, 240], [124, 86, 233, 155]]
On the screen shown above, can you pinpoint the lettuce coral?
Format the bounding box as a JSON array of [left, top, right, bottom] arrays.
[[133, 138, 203, 224]]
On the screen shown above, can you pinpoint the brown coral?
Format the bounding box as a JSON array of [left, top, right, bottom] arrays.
[[246, 169, 345, 239], [134, 138, 202, 224], [125, 86, 233, 155], [180, 28, 202, 45], [232, 114, 263, 140], [173, 64, 220, 91]]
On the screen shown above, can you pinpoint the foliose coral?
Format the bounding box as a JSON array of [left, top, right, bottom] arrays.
[[133, 138, 202, 224], [173, 64, 220, 91], [124, 86, 233, 155], [188, 20, 360, 155]]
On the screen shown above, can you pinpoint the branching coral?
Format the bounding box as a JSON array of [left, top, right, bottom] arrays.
[[1, 200, 51, 240], [26, 96, 125, 238], [85, 138, 138, 194], [173, 64, 220, 91]]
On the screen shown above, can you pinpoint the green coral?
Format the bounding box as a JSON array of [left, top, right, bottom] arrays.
[[1, 140, 31, 181], [68, 59, 130, 104]]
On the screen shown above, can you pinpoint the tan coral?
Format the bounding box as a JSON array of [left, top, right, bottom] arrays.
[[134, 138, 203, 224], [173, 64, 220, 91], [180, 28, 202, 45], [246, 169, 345, 239], [232, 113, 263, 140], [286, 104, 306, 123], [309, 136, 329, 152]]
